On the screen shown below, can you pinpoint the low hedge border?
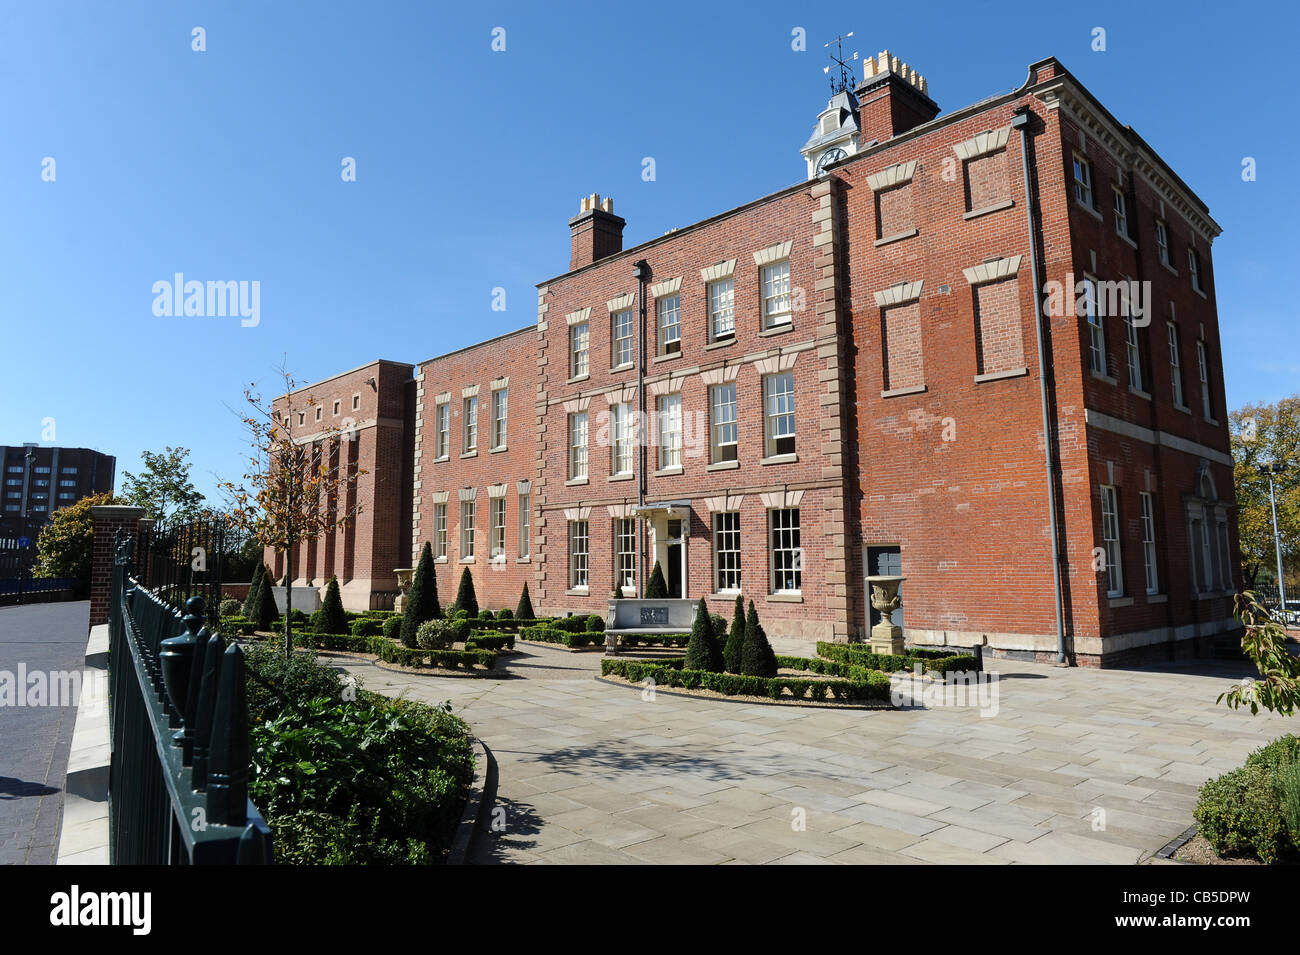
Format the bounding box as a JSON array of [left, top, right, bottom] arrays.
[[519, 625, 603, 649], [610, 633, 691, 649], [815, 641, 977, 675], [600, 658, 892, 704], [464, 632, 516, 652], [290, 632, 498, 671]]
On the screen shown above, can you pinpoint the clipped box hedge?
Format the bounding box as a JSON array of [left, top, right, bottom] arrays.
[[815, 641, 977, 675], [614, 633, 690, 649], [520, 625, 600, 648], [465, 631, 516, 652], [292, 631, 498, 671], [601, 659, 891, 703]]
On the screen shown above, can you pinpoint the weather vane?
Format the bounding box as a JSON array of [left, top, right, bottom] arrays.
[[823, 32, 859, 96]]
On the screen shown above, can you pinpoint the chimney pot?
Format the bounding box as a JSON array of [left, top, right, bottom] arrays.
[[569, 192, 626, 271], [857, 48, 939, 143]]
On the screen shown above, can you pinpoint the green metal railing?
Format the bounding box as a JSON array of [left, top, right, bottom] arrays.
[[107, 530, 272, 864]]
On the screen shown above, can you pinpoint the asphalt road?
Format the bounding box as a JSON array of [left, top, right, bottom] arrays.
[[0, 600, 89, 865]]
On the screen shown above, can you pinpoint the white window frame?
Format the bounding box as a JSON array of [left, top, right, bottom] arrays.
[[708, 278, 735, 342], [612, 309, 634, 368], [491, 387, 508, 449], [769, 507, 802, 594], [463, 396, 478, 452], [657, 394, 682, 470], [713, 510, 741, 593], [1112, 186, 1128, 238], [490, 497, 506, 561], [460, 500, 476, 560], [1083, 276, 1107, 376], [1196, 340, 1212, 419], [1168, 322, 1185, 407], [1188, 247, 1202, 293], [709, 382, 738, 463], [569, 412, 588, 480], [1072, 153, 1094, 208], [569, 520, 589, 590], [763, 372, 796, 457], [1139, 492, 1159, 595], [657, 295, 681, 355], [434, 502, 448, 559], [1125, 314, 1143, 393], [611, 403, 634, 476], [570, 321, 590, 378], [760, 260, 792, 328], [614, 518, 637, 595], [1100, 485, 1124, 597], [1156, 220, 1170, 267], [517, 491, 531, 559], [435, 402, 450, 458]]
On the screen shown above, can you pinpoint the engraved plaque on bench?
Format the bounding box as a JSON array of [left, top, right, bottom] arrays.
[[639, 606, 669, 626]]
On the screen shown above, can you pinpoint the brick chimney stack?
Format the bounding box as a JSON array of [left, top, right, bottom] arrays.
[[569, 193, 625, 271], [855, 51, 939, 145]]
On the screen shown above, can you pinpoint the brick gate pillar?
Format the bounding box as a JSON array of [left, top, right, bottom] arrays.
[[88, 505, 146, 627]]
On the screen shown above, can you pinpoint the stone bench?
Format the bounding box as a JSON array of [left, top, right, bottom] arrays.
[[604, 598, 698, 654]]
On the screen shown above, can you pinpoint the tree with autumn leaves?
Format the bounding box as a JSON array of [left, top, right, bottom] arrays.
[[220, 364, 367, 656], [1229, 395, 1299, 591]]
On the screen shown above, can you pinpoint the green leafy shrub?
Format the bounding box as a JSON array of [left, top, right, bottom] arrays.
[[382, 616, 402, 640], [685, 597, 723, 672], [252, 573, 278, 631], [401, 542, 442, 648], [465, 632, 515, 652], [350, 617, 383, 637], [452, 567, 478, 618], [601, 658, 891, 703], [740, 601, 777, 678], [815, 641, 977, 676], [243, 640, 346, 724], [586, 614, 606, 633], [1195, 764, 1289, 864], [318, 576, 348, 635], [555, 615, 587, 634], [243, 563, 267, 619], [644, 561, 668, 599], [219, 597, 243, 619], [496, 608, 513, 621], [520, 625, 591, 648], [516, 583, 535, 620], [723, 594, 745, 674], [416, 619, 456, 650]]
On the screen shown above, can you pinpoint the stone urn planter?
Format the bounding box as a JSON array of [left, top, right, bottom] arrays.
[[393, 567, 414, 613], [865, 575, 906, 654]]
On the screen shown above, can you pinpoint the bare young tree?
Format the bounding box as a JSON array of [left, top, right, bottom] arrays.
[[220, 362, 367, 656]]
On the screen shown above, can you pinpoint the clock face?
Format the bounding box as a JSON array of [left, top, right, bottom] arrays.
[[816, 147, 847, 174]]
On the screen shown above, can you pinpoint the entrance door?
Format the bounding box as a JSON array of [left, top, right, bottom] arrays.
[[667, 519, 685, 598], [866, 545, 903, 629]]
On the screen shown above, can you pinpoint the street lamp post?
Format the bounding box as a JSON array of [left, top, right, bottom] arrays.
[[1258, 462, 1288, 617]]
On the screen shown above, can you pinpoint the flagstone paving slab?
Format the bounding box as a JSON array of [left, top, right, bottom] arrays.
[[334, 643, 1287, 865]]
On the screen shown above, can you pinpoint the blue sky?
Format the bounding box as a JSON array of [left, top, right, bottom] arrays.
[[2, 1, 1296, 503]]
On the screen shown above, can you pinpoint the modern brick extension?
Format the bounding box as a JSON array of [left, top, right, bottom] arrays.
[[267, 53, 1238, 666]]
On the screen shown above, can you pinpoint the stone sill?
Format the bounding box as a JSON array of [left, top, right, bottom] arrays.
[[1160, 261, 1179, 278], [1193, 286, 1208, 300], [758, 322, 794, 338], [654, 466, 684, 477], [460, 450, 478, 459], [1173, 403, 1192, 415], [1090, 371, 1118, 386], [608, 473, 634, 483], [565, 477, 589, 487], [489, 445, 508, 454], [1074, 198, 1103, 223], [567, 373, 591, 385], [608, 363, 634, 374], [767, 593, 804, 603], [974, 367, 1028, 383], [759, 453, 797, 466], [459, 558, 476, 564], [1145, 593, 1168, 604], [709, 591, 743, 600], [881, 384, 926, 398], [1130, 387, 1152, 401], [874, 228, 919, 247], [651, 351, 682, 364], [435, 556, 448, 564], [962, 199, 1014, 221], [1107, 595, 1134, 608], [1206, 417, 1220, 427], [432, 456, 450, 464], [705, 337, 737, 351], [1195, 589, 1234, 601], [566, 588, 590, 597], [516, 557, 531, 564], [707, 459, 740, 472], [1117, 231, 1138, 250]]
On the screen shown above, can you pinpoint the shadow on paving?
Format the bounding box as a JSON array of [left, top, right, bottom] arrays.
[[510, 738, 800, 784], [469, 795, 544, 864], [0, 778, 60, 800]]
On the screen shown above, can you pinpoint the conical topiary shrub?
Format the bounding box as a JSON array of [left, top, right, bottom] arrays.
[[723, 593, 745, 674], [401, 542, 441, 648], [684, 597, 723, 672], [243, 561, 266, 619], [516, 582, 535, 621], [318, 575, 347, 634], [253, 567, 278, 632], [741, 600, 777, 678], [453, 566, 478, 618], [645, 561, 668, 599]]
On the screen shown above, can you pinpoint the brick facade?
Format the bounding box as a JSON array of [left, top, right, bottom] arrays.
[[264, 54, 1237, 664]]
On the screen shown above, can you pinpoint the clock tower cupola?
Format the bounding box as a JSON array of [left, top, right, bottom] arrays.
[[801, 90, 862, 180]]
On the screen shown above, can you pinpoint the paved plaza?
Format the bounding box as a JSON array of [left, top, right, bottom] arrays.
[[333, 641, 1287, 865], [0, 601, 89, 865]]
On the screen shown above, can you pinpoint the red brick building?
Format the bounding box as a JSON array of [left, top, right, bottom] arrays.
[[267, 52, 1237, 665]]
